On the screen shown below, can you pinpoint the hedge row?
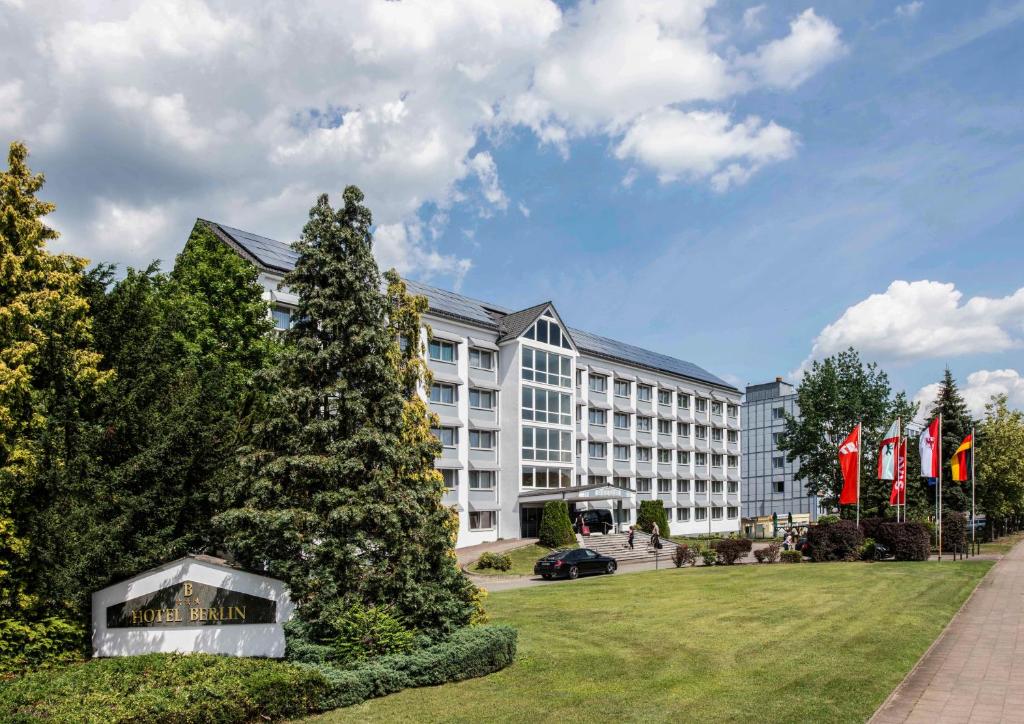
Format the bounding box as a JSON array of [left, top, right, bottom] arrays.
[[0, 625, 517, 723]]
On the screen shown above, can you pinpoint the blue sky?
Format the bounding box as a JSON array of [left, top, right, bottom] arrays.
[[2, 0, 1022, 414]]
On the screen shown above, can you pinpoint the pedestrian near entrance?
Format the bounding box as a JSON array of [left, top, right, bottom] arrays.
[[626, 526, 635, 550], [651, 521, 661, 549]]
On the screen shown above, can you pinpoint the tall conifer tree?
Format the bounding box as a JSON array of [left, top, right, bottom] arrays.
[[925, 368, 973, 511]]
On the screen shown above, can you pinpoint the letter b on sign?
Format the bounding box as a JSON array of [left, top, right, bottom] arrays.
[[183, 582, 193, 597]]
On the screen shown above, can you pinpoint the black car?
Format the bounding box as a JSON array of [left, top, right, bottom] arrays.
[[534, 548, 617, 580]]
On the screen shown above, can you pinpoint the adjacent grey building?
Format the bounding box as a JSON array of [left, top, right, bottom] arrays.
[[741, 378, 819, 521]]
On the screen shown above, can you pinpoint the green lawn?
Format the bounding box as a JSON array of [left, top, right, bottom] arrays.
[[980, 532, 1024, 555], [470, 544, 564, 577], [310, 560, 992, 723]]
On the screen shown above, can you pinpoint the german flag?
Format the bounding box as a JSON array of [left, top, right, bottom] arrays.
[[950, 434, 973, 482]]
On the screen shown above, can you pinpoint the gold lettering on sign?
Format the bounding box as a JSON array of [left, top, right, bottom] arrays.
[[183, 582, 193, 597], [190, 607, 201, 622], [234, 606, 245, 620]]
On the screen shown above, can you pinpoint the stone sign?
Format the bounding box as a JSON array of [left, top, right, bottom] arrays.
[[92, 555, 294, 658]]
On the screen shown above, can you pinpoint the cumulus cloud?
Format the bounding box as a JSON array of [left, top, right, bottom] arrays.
[[737, 9, 846, 89], [467, 151, 509, 214], [914, 369, 1024, 420], [799, 281, 1024, 372], [896, 2, 924, 19], [743, 5, 766, 33]]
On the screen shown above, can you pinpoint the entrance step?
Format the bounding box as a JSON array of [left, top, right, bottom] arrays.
[[577, 532, 677, 565]]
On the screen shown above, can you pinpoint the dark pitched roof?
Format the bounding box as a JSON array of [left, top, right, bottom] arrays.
[[208, 220, 738, 392]]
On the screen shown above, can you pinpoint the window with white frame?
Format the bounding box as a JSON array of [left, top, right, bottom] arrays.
[[772, 406, 785, 420], [521, 466, 571, 488], [728, 455, 738, 468], [613, 475, 631, 489], [711, 480, 723, 494], [657, 479, 671, 493], [695, 425, 707, 439], [696, 398, 708, 413], [576, 405, 582, 423], [469, 388, 496, 410], [695, 480, 707, 493], [711, 401, 723, 415], [636, 478, 652, 493], [588, 408, 607, 426], [588, 442, 607, 459], [613, 444, 631, 461], [522, 347, 572, 387], [695, 507, 707, 521], [658, 389, 672, 405], [727, 506, 739, 519], [677, 451, 690, 465], [773, 456, 785, 469], [524, 315, 573, 350], [711, 454, 724, 468], [613, 379, 631, 397], [637, 416, 652, 432], [522, 427, 572, 462], [727, 480, 738, 493], [678, 422, 690, 437], [272, 306, 292, 331], [589, 374, 608, 393], [637, 447, 652, 463], [772, 432, 783, 445], [677, 507, 690, 522], [469, 470, 496, 489], [613, 412, 630, 429], [773, 480, 785, 493], [728, 430, 739, 444], [657, 419, 672, 435], [440, 468, 458, 489], [676, 479, 689, 493], [522, 386, 571, 425], [657, 449, 671, 464], [711, 506, 724, 520], [429, 382, 457, 405], [695, 452, 707, 466], [468, 347, 495, 370], [637, 384, 653, 402], [678, 393, 690, 410], [428, 339, 457, 363], [712, 428, 723, 442], [728, 404, 738, 418], [431, 427, 458, 448], [469, 511, 495, 530], [590, 475, 608, 485], [469, 429, 496, 450], [576, 369, 583, 387]]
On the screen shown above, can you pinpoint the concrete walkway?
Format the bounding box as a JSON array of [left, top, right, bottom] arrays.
[[871, 540, 1024, 724]]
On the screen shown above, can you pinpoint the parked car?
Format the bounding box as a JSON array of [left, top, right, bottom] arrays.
[[573, 509, 614, 535], [534, 548, 617, 580]]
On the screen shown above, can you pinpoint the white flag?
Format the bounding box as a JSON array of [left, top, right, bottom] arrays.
[[877, 420, 900, 480]]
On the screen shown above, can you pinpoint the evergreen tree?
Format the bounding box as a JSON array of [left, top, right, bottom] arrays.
[[217, 188, 476, 636], [0, 142, 110, 620], [538, 501, 575, 547], [922, 368, 974, 511]]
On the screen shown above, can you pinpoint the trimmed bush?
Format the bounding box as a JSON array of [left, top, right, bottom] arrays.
[[714, 539, 749, 565], [860, 538, 878, 561], [859, 517, 887, 543], [754, 543, 780, 564], [0, 617, 84, 674], [942, 511, 968, 553], [700, 549, 717, 566], [475, 552, 512, 572], [806, 519, 864, 562], [673, 543, 698, 568], [636, 500, 670, 536], [0, 625, 518, 722], [817, 515, 840, 526], [877, 521, 931, 561], [780, 550, 802, 564], [538, 501, 576, 548]]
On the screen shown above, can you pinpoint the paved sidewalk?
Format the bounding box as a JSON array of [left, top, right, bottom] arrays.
[[871, 541, 1024, 724]]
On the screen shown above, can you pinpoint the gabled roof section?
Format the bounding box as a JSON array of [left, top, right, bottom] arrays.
[[202, 219, 299, 273], [496, 301, 551, 343]]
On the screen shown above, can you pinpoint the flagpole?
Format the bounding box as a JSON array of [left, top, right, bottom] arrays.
[[856, 423, 861, 528], [896, 417, 902, 523], [938, 414, 943, 562], [971, 425, 976, 552]]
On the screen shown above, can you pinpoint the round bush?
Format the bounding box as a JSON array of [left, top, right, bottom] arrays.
[[877, 521, 931, 561], [714, 539, 749, 565], [780, 550, 802, 563], [474, 552, 512, 571], [806, 519, 864, 562], [700, 549, 717, 566]]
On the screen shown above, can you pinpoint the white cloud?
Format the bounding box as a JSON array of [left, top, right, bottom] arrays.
[[896, 2, 924, 19], [467, 151, 509, 214], [517, 202, 531, 218], [737, 8, 846, 89], [0, 80, 26, 133], [614, 108, 797, 190], [800, 281, 1024, 371], [373, 222, 472, 289], [913, 368, 1024, 420], [89, 199, 172, 260], [743, 5, 766, 32]]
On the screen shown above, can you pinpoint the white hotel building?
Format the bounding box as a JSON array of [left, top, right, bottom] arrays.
[[203, 220, 743, 548]]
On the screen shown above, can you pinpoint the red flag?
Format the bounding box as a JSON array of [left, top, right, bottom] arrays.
[[890, 438, 907, 504], [838, 424, 860, 505]]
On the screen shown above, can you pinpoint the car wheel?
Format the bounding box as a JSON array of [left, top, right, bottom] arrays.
[[606, 562, 615, 575], [568, 566, 579, 580]]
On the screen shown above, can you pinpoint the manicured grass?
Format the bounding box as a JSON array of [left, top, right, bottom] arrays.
[[980, 532, 1024, 555], [312, 560, 992, 723], [471, 544, 573, 577]]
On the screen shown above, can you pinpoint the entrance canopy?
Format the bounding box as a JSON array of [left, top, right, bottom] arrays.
[[519, 483, 636, 507]]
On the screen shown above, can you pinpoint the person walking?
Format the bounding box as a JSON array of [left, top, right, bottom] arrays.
[[651, 521, 661, 550], [783, 532, 793, 551], [626, 526, 635, 550]]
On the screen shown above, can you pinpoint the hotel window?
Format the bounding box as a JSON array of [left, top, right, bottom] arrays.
[[637, 384, 653, 402], [728, 430, 739, 444], [522, 386, 571, 425], [613, 444, 631, 461], [728, 404, 738, 418], [440, 469, 458, 489], [613, 475, 631, 489], [696, 398, 708, 413], [470, 388, 496, 410], [590, 475, 608, 485], [711, 506, 724, 520], [657, 479, 671, 494], [712, 428, 723, 442], [727, 506, 739, 519], [637, 447, 652, 463], [428, 339, 457, 363], [576, 369, 583, 387], [469, 470, 496, 489], [657, 419, 672, 435], [468, 347, 495, 370], [695, 425, 707, 440], [588, 408, 607, 426], [469, 430, 496, 450], [657, 449, 671, 464], [678, 393, 690, 410], [588, 442, 607, 459], [712, 480, 724, 494], [429, 382, 457, 405], [695, 507, 707, 521], [695, 480, 707, 493], [272, 306, 292, 331], [677, 507, 690, 522], [711, 401, 723, 415], [772, 406, 785, 420], [712, 454, 723, 468], [614, 412, 631, 430], [522, 427, 572, 462], [773, 480, 785, 493], [728, 455, 738, 468], [522, 347, 571, 388], [521, 466, 571, 489], [637, 416, 652, 432], [728, 481, 738, 493], [773, 456, 785, 470], [432, 427, 458, 448], [695, 452, 708, 466], [614, 379, 631, 397], [636, 478, 652, 493], [658, 389, 672, 405], [469, 511, 495, 531], [676, 479, 689, 493], [576, 405, 583, 423], [678, 422, 690, 437], [524, 315, 573, 350], [589, 374, 608, 393], [677, 451, 690, 465]]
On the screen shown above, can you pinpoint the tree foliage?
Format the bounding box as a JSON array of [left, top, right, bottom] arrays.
[[918, 368, 975, 511], [635, 500, 670, 535], [778, 348, 916, 516], [976, 394, 1024, 529], [538, 501, 575, 547]]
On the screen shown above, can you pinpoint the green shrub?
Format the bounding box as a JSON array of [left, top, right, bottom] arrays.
[[0, 617, 84, 674], [860, 537, 878, 561], [941, 511, 968, 552], [817, 514, 840, 526], [754, 543, 780, 564], [538, 501, 576, 547], [636, 500, 670, 536], [700, 549, 717, 566], [780, 550, 802, 563], [327, 602, 416, 664], [877, 522, 931, 561], [475, 552, 512, 571], [714, 539, 749, 565], [672, 543, 698, 568], [806, 519, 864, 562]]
